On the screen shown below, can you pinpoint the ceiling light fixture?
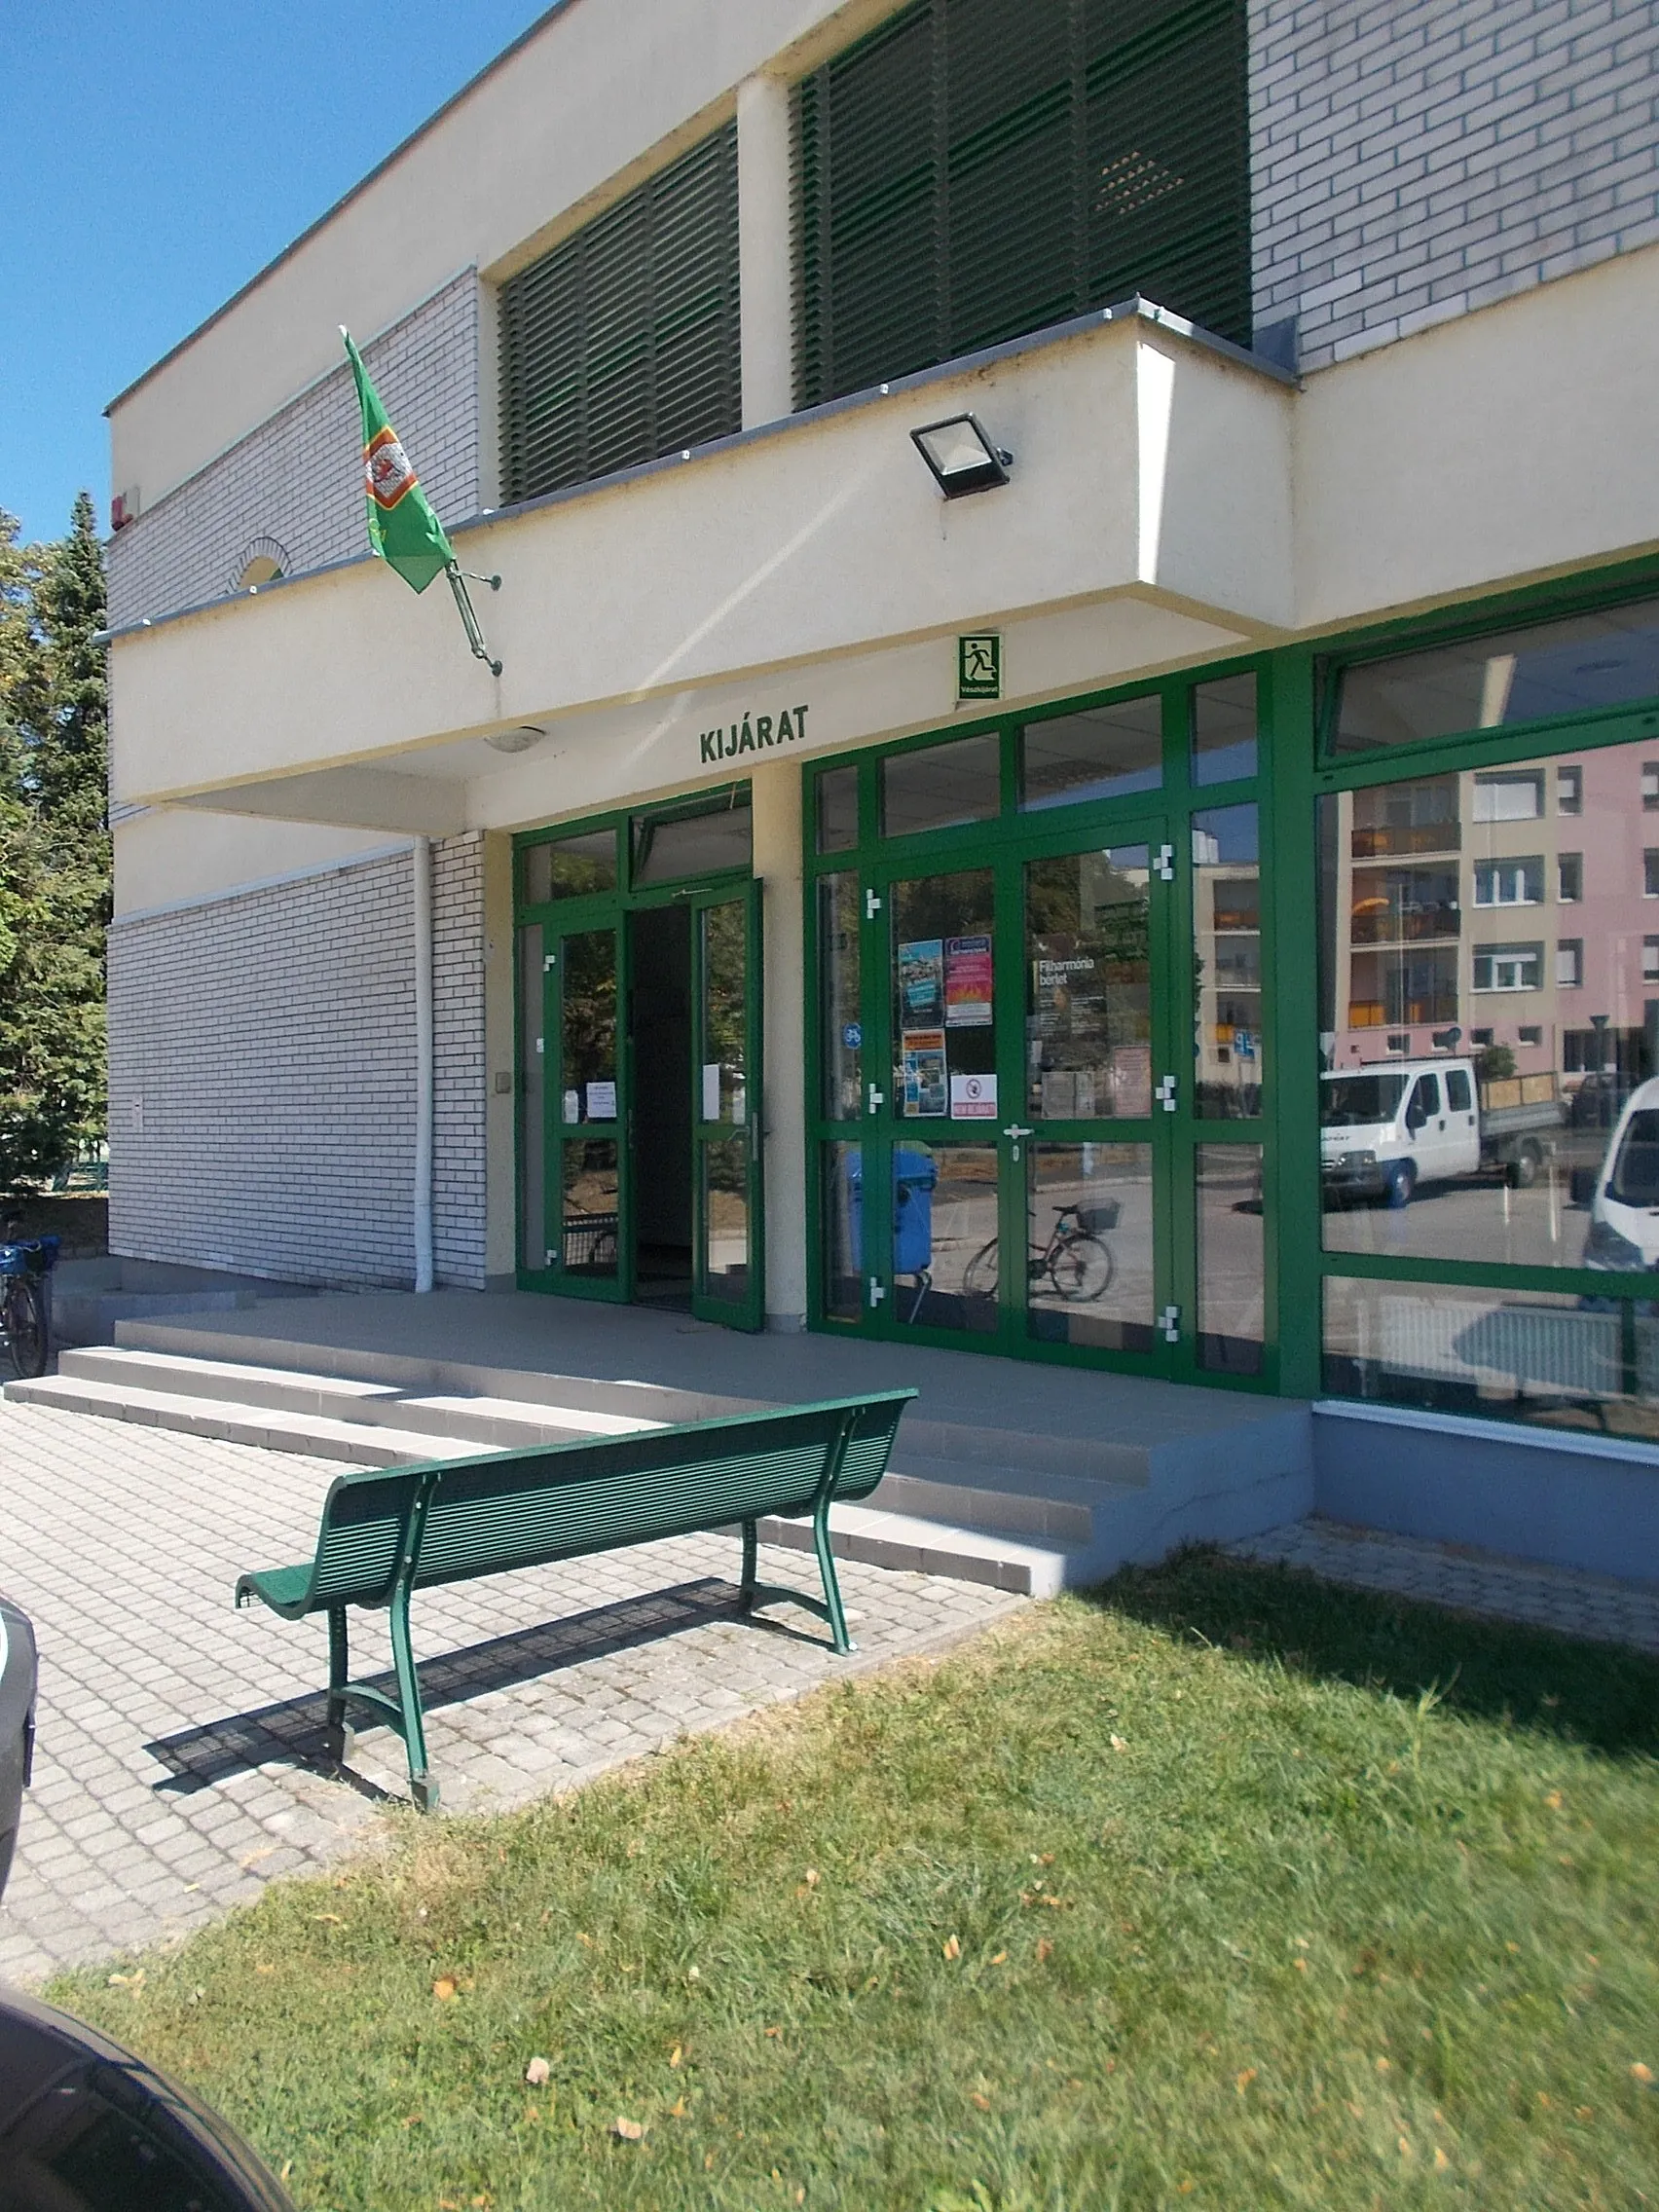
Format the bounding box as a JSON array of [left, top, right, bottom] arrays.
[[486, 724, 545, 756], [910, 413, 1013, 498]]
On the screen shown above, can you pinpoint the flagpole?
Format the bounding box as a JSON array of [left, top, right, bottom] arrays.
[[446, 563, 503, 677]]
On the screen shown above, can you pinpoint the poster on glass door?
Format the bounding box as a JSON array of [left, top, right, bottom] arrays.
[[898, 939, 943, 1024], [945, 935, 993, 1025], [901, 1030, 946, 1117]]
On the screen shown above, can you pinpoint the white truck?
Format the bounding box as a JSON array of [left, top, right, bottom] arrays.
[[1577, 1075, 1659, 1272], [1320, 1055, 1565, 1207]]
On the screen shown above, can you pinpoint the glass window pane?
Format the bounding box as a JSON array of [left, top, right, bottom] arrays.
[[559, 929, 618, 1124], [1333, 595, 1659, 755], [562, 1140, 619, 1277], [817, 764, 860, 853], [895, 1143, 999, 1335], [633, 794, 752, 884], [1192, 673, 1258, 786], [819, 875, 862, 1119], [522, 829, 617, 903], [881, 734, 1002, 837], [893, 871, 996, 1123], [701, 1136, 750, 1304], [1472, 770, 1542, 822], [517, 924, 545, 1272], [699, 901, 748, 1124], [1197, 1144, 1264, 1374], [822, 1142, 863, 1321], [1026, 846, 1152, 1119], [1026, 1143, 1154, 1353], [1194, 806, 1262, 1119], [1318, 733, 1659, 1274], [1323, 1277, 1659, 1439], [1021, 697, 1161, 811]]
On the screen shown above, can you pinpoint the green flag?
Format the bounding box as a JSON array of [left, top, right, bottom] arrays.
[[342, 328, 454, 594]]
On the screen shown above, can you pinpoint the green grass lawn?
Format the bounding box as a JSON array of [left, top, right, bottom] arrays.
[[55, 1553, 1659, 2210]]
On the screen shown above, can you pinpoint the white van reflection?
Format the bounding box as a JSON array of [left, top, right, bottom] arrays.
[[1582, 1077, 1659, 1272], [1320, 1056, 1560, 1208]]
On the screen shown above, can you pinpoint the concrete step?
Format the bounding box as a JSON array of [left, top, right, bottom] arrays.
[[112, 1319, 758, 1427], [55, 1348, 666, 1449], [6, 1372, 1079, 1594], [899, 1415, 1149, 1488], [57, 1349, 1113, 1540], [109, 1322, 1153, 1493], [875, 1454, 1105, 1544], [4, 1375, 494, 1468], [759, 1503, 1077, 1598]]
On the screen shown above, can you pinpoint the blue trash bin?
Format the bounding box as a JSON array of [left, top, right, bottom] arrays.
[[841, 1149, 938, 1283], [892, 1148, 937, 1276]]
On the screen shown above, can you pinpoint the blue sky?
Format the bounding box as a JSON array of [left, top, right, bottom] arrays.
[[0, 2, 550, 544]]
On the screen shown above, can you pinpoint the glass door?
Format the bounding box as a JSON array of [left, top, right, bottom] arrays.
[[862, 825, 1183, 1371], [690, 881, 764, 1330], [545, 920, 631, 1301], [879, 863, 1005, 1339], [1019, 831, 1175, 1362]]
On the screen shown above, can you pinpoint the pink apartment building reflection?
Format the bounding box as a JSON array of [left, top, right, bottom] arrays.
[[1323, 736, 1659, 1092]]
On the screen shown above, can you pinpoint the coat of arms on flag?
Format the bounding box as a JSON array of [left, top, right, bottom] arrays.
[[365, 425, 419, 511], [341, 325, 502, 672]]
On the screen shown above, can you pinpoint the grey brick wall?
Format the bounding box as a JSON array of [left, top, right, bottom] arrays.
[[107, 836, 488, 1291], [432, 834, 488, 1289], [1251, 0, 1659, 370], [105, 272, 481, 629]]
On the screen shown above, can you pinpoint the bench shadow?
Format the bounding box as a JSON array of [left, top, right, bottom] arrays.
[[1089, 1547, 1659, 1761], [144, 1574, 824, 1796]]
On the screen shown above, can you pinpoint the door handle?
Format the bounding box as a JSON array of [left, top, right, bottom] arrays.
[[1154, 844, 1176, 882], [1159, 1304, 1181, 1343], [867, 1276, 887, 1308], [1002, 1122, 1034, 1162], [1156, 1075, 1178, 1112], [867, 1084, 886, 1115]]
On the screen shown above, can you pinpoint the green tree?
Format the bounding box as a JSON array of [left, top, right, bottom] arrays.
[[0, 496, 110, 1195]]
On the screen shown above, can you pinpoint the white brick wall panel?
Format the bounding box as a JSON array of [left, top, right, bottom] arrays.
[[107, 274, 480, 628], [1251, 0, 1659, 366], [107, 837, 488, 1291]]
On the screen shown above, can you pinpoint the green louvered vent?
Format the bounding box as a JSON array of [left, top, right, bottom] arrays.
[[499, 123, 740, 502], [794, 0, 1249, 409]]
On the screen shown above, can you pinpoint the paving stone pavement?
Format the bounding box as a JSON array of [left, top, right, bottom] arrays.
[[0, 1402, 1025, 1984], [1229, 1517, 1659, 1654]]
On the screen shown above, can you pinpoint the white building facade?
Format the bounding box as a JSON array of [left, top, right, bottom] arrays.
[[101, 0, 1659, 1560]]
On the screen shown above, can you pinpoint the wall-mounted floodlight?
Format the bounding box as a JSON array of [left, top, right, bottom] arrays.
[[910, 414, 1013, 498]]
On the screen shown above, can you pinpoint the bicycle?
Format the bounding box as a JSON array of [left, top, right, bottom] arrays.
[[0, 1225, 58, 1382], [962, 1200, 1117, 1303]]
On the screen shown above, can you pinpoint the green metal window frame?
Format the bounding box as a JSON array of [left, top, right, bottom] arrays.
[[799, 659, 1279, 1391], [512, 786, 755, 1307], [1297, 554, 1659, 1400], [505, 552, 1659, 1410], [801, 553, 1659, 1407]]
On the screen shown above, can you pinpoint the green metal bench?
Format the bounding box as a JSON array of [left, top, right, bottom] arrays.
[[235, 1388, 915, 1809]]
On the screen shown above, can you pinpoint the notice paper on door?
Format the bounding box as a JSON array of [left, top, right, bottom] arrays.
[[945, 935, 993, 1026], [901, 1030, 946, 1118], [585, 1080, 617, 1120], [702, 1062, 722, 1122], [898, 939, 943, 1023], [950, 1071, 997, 1119]]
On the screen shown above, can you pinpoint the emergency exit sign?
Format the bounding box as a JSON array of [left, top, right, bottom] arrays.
[[957, 632, 1001, 700]]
